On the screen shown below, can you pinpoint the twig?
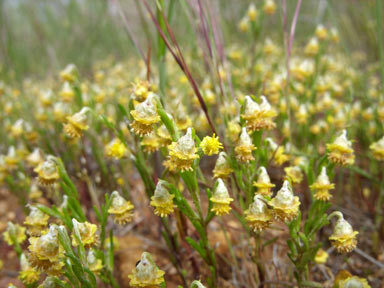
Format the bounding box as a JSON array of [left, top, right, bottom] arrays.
[[355, 247, 384, 269], [111, 0, 146, 62]]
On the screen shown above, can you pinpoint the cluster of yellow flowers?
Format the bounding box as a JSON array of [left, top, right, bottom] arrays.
[[1, 1, 381, 285]]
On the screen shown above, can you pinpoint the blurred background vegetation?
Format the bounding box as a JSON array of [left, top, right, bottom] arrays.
[[0, 0, 382, 81]]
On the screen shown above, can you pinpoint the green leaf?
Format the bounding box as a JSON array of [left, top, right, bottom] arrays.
[[185, 237, 209, 263]]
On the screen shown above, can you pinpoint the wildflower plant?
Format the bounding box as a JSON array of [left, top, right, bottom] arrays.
[[0, 1, 381, 287]]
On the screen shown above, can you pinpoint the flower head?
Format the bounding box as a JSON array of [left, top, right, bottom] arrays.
[[141, 133, 161, 153], [132, 80, 151, 102], [19, 253, 40, 285], [108, 191, 134, 224], [284, 166, 303, 185], [128, 252, 165, 287], [269, 181, 300, 222], [305, 37, 319, 56], [26, 148, 44, 167], [156, 124, 172, 147], [60, 64, 77, 83], [245, 195, 273, 232], [130, 94, 160, 136], [105, 138, 127, 159], [310, 167, 335, 201], [87, 250, 103, 274], [4, 146, 19, 170], [327, 130, 355, 166], [60, 82, 75, 102], [200, 134, 223, 156], [247, 3, 258, 21], [370, 136, 384, 161], [267, 138, 289, 166], [165, 128, 199, 172], [263, 0, 276, 15], [71, 219, 98, 247], [253, 167, 275, 196], [24, 205, 50, 236], [242, 96, 277, 132], [3, 222, 26, 246], [150, 180, 175, 217], [235, 127, 256, 162], [28, 225, 63, 271], [338, 276, 370, 288], [34, 156, 59, 186], [329, 212, 358, 253], [315, 24, 328, 40], [63, 107, 90, 139], [212, 152, 233, 179], [210, 179, 233, 216], [314, 249, 329, 264]]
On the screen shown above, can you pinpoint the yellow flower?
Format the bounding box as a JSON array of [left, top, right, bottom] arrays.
[[245, 195, 272, 232], [11, 119, 24, 137], [330, 28, 339, 43], [295, 104, 308, 124], [370, 136, 384, 161], [263, 0, 276, 15], [132, 80, 151, 102], [227, 119, 241, 142], [4, 146, 19, 170], [130, 94, 160, 136], [253, 167, 275, 196], [156, 125, 172, 147], [175, 112, 192, 131], [242, 96, 277, 132], [128, 252, 165, 288], [315, 24, 328, 40], [87, 250, 103, 274], [284, 166, 303, 185], [39, 89, 54, 107], [63, 107, 90, 139], [327, 130, 355, 166], [269, 180, 300, 222], [310, 167, 335, 201], [150, 180, 175, 217], [338, 276, 371, 288], [3, 222, 26, 246], [108, 191, 134, 224], [28, 225, 63, 271], [329, 212, 358, 253], [141, 133, 161, 153], [267, 138, 289, 166], [305, 37, 319, 56], [212, 152, 233, 179], [235, 127, 256, 162], [200, 134, 223, 156], [60, 81, 75, 102], [24, 206, 50, 236], [210, 179, 233, 216], [247, 3, 258, 21], [26, 148, 44, 167], [314, 249, 329, 264], [60, 64, 77, 83], [71, 219, 98, 248], [105, 138, 127, 159], [34, 156, 59, 186], [263, 38, 277, 55], [19, 254, 40, 285], [53, 102, 71, 122], [238, 17, 250, 32], [165, 128, 199, 172]]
